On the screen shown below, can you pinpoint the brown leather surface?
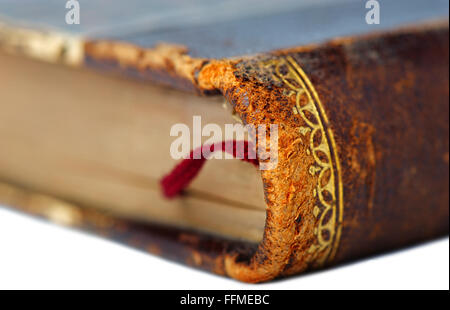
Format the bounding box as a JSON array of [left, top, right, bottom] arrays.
[[288, 24, 450, 263]]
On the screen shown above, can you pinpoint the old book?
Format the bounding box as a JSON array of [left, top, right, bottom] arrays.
[[0, 0, 448, 283]]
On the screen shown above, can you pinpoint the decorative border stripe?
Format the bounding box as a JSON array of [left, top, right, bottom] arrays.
[[269, 56, 344, 265]]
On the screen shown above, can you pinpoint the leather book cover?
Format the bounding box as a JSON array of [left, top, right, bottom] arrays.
[[0, 0, 448, 282]]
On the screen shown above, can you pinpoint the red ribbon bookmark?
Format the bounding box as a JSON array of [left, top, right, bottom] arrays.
[[160, 140, 259, 198]]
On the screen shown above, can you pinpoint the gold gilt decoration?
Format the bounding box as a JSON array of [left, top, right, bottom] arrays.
[[265, 56, 344, 266]]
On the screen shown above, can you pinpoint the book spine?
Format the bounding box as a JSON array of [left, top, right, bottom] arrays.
[[196, 22, 449, 282]]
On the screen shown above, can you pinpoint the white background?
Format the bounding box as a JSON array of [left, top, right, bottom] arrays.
[[0, 207, 448, 290]]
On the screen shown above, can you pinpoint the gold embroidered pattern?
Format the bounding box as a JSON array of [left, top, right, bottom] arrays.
[[267, 56, 344, 265]]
